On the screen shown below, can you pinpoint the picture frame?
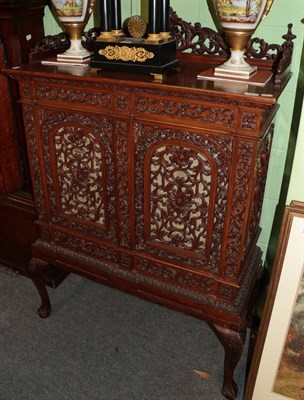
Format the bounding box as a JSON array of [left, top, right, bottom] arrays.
[[244, 200, 304, 400]]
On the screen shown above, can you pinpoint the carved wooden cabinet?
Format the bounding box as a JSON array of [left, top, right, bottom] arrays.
[[5, 47, 291, 398]]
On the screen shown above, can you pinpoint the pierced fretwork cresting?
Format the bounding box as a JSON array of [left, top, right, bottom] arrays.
[[39, 108, 117, 241], [169, 10, 295, 66], [135, 123, 233, 274], [169, 10, 228, 55], [28, 8, 295, 84]]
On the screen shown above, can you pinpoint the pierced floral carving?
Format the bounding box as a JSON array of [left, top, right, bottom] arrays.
[[135, 123, 233, 272], [115, 120, 131, 247], [52, 124, 107, 225], [169, 10, 228, 55], [224, 140, 255, 279], [39, 108, 117, 240], [249, 125, 274, 241], [241, 112, 258, 131], [115, 95, 129, 111], [148, 145, 211, 254]]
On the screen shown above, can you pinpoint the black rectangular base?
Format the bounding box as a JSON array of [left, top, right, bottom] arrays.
[[91, 38, 179, 75]]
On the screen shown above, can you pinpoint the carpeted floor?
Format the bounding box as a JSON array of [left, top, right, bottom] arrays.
[[0, 270, 249, 400]]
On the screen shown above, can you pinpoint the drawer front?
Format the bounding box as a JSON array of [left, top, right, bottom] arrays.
[[19, 78, 132, 116], [133, 91, 237, 132]]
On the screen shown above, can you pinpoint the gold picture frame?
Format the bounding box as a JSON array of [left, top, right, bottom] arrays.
[[245, 201, 304, 400]]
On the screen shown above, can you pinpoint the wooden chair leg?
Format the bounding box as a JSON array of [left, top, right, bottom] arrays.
[[28, 258, 52, 318], [210, 323, 247, 400]]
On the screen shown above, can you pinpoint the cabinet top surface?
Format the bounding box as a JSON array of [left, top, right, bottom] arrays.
[[4, 54, 290, 105]]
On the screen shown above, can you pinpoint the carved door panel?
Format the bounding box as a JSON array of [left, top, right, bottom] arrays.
[[33, 107, 118, 244], [133, 121, 234, 277]]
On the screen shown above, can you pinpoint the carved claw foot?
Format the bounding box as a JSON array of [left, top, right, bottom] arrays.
[[28, 258, 52, 318], [222, 379, 238, 400], [37, 303, 51, 318], [209, 323, 246, 400]]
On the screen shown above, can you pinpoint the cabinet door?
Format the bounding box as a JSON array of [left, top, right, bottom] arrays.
[[35, 107, 118, 244], [133, 121, 234, 276]]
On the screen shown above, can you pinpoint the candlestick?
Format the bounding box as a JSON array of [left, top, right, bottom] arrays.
[[100, 0, 111, 32], [160, 0, 170, 33], [148, 0, 160, 34], [111, 0, 121, 31]]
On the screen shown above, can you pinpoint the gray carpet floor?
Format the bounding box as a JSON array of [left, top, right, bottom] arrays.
[[0, 270, 249, 400]]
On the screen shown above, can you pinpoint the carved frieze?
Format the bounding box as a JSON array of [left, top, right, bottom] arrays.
[[34, 83, 131, 113], [53, 231, 117, 263], [136, 258, 216, 294], [135, 96, 235, 128], [30, 78, 131, 113], [32, 76, 132, 93], [134, 87, 271, 114], [36, 85, 112, 108]]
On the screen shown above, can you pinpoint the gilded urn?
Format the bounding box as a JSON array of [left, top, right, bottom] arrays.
[[212, 0, 274, 78], [50, 0, 95, 62]]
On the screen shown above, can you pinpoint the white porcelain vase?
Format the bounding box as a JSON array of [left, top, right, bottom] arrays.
[[50, 0, 95, 61], [211, 0, 274, 78]]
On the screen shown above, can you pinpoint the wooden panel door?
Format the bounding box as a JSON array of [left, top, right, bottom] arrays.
[[24, 106, 119, 247], [133, 121, 234, 279]]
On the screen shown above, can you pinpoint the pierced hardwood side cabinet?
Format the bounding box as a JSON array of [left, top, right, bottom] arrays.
[[6, 58, 284, 399]]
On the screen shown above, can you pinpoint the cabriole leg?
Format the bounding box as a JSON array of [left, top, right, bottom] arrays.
[[28, 258, 51, 318], [210, 323, 246, 400]]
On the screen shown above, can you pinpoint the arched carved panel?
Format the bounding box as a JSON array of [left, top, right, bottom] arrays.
[[38, 109, 117, 241], [135, 123, 233, 273]]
